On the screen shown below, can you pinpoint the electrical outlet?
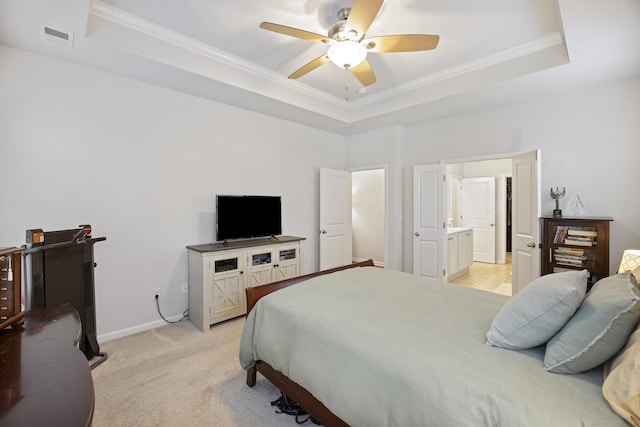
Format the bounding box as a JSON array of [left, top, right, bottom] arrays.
[[181, 283, 188, 294], [152, 288, 160, 298]]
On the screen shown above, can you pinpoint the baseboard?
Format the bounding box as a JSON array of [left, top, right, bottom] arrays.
[[352, 257, 384, 268], [98, 314, 187, 343]]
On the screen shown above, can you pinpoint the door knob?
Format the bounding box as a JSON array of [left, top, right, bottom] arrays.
[[527, 242, 536, 248], [414, 232, 420, 237], [320, 230, 327, 234]]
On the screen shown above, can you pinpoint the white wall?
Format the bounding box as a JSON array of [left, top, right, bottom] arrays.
[[386, 76, 640, 274], [0, 45, 346, 340], [4, 42, 638, 340], [352, 169, 385, 265]]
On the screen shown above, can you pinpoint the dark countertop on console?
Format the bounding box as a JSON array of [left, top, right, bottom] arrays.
[[187, 235, 306, 253]]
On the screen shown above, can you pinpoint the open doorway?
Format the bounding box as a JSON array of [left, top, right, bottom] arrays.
[[445, 158, 513, 294], [352, 168, 385, 267]]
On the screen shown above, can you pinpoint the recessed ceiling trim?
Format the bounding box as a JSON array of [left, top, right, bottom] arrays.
[[84, 0, 571, 129], [88, 1, 352, 111], [348, 32, 566, 111]]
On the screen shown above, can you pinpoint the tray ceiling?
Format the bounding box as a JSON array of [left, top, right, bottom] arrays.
[[0, 0, 638, 134]]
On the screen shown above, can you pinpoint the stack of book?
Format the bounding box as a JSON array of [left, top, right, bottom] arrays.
[[554, 247, 587, 268], [563, 227, 597, 247]]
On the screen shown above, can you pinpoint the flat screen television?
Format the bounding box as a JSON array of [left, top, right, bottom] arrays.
[[216, 195, 282, 241]]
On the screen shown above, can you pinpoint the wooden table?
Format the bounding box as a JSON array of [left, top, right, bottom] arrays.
[[0, 304, 94, 426]]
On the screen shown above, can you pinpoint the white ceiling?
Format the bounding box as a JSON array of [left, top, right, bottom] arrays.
[[1, 0, 638, 134]]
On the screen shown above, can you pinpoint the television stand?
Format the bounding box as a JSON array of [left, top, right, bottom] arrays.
[[186, 236, 305, 331]]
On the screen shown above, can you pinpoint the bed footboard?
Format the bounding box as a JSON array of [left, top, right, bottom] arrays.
[[245, 259, 374, 314]]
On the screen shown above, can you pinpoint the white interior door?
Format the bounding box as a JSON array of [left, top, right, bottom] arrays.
[[462, 177, 496, 263], [512, 150, 541, 294], [413, 164, 445, 280], [319, 168, 352, 270]]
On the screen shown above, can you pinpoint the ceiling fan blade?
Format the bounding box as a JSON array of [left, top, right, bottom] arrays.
[[346, 0, 383, 40], [350, 59, 376, 86], [363, 34, 440, 53], [289, 54, 330, 79], [260, 22, 332, 43]]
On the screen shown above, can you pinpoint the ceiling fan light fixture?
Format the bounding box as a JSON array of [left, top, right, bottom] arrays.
[[328, 40, 367, 70]]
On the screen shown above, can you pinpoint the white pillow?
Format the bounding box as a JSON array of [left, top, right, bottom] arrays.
[[486, 270, 587, 350], [603, 324, 640, 425]]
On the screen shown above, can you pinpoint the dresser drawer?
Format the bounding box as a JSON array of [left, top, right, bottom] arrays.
[[0, 278, 14, 298], [0, 293, 16, 320], [0, 247, 24, 330], [1, 254, 11, 285]]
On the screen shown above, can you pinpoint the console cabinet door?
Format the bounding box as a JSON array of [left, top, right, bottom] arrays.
[[459, 230, 473, 271], [210, 252, 246, 324], [248, 248, 275, 287], [447, 233, 459, 277], [275, 244, 299, 281]]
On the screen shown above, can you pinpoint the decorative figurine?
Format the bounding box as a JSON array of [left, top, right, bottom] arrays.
[[550, 186, 566, 217]]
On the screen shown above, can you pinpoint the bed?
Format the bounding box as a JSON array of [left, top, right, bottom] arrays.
[[239, 261, 639, 426]]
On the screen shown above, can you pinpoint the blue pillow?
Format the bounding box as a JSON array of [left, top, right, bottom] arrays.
[[545, 272, 640, 374], [486, 270, 587, 349]]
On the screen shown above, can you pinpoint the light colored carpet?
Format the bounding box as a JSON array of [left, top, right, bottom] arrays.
[[492, 282, 513, 296], [91, 317, 312, 426]]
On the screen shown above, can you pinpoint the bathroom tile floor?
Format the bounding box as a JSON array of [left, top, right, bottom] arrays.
[[449, 253, 512, 295]]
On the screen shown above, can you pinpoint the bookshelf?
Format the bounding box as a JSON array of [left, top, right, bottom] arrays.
[[541, 216, 613, 287]]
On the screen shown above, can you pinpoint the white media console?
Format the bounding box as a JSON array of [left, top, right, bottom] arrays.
[[186, 236, 305, 332]]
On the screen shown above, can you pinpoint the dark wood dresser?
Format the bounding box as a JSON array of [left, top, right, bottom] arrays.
[[0, 247, 25, 330], [0, 304, 95, 426]]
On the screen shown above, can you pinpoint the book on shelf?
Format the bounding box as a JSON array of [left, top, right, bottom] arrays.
[[555, 247, 585, 256], [556, 263, 585, 268], [554, 253, 587, 260], [555, 259, 586, 267], [555, 254, 586, 259], [553, 226, 569, 244], [567, 227, 598, 237], [563, 237, 595, 247]]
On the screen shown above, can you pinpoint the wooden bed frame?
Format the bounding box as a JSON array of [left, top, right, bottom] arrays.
[[245, 259, 374, 427]]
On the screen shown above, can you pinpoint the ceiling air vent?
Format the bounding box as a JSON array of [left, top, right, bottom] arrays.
[[41, 26, 74, 48]]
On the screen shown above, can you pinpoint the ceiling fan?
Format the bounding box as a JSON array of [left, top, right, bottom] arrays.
[[259, 0, 440, 87]]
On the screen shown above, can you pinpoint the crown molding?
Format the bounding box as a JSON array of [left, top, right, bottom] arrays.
[[88, 0, 351, 110], [347, 32, 566, 111], [87, 1, 568, 126]]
